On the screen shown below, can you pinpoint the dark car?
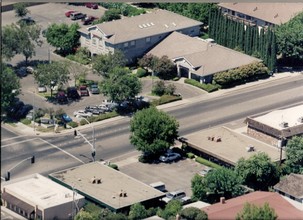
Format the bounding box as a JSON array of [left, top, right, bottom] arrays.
[[82, 16, 97, 25], [18, 17, 35, 26], [85, 3, 98, 9], [15, 104, 33, 120], [56, 91, 68, 104], [65, 10, 77, 17], [7, 101, 24, 118], [62, 113, 72, 123], [79, 86, 89, 96], [67, 87, 80, 100], [70, 12, 86, 21]]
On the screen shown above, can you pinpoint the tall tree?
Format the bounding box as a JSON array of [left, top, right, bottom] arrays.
[[130, 107, 179, 156], [236, 202, 277, 220], [14, 3, 30, 18], [100, 67, 142, 103], [180, 207, 208, 220], [153, 56, 177, 80], [285, 136, 303, 174], [235, 152, 280, 191], [92, 50, 127, 78], [157, 200, 182, 220], [128, 203, 148, 220]]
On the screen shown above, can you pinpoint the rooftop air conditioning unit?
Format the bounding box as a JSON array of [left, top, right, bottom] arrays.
[[279, 122, 288, 128]]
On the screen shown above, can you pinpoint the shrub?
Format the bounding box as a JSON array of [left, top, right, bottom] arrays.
[[152, 80, 166, 96], [21, 118, 31, 125], [108, 163, 119, 170], [80, 112, 119, 126], [185, 79, 220, 92], [165, 84, 176, 95], [136, 67, 148, 78], [187, 152, 195, 159], [66, 48, 91, 65], [173, 77, 180, 81], [68, 121, 78, 128], [151, 95, 182, 106], [195, 156, 222, 169]]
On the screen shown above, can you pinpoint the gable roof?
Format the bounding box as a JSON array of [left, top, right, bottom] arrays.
[[80, 9, 202, 44], [274, 174, 303, 199], [148, 32, 261, 76], [218, 3, 303, 25], [202, 191, 303, 220]]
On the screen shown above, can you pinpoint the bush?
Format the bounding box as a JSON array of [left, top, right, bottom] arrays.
[[21, 118, 31, 125], [165, 84, 176, 95], [108, 163, 119, 170], [136, 67, 148, 78], [80, 112, 119, 126], [173, 77, 180, 81], [68, 121, 78, 128], [152, 80, 166, 96], [185, 79, 220, 92], [187, 152, 195, 159], [195, 157, 222, 169], [151, 95, 182, 106], [66, 48, 91, 65]]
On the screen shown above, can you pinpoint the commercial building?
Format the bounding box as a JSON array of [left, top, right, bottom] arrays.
[[218, 3, 303, 28], [148, 31, 261, 83], [78, 9, 202, 63], [245, 105, 303, 146], [1, 173, 85, 220], [49, 162, 165, 213]]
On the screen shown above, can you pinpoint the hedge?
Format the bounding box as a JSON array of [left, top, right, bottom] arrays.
[[186, 152, 195, 159], [80, 111, 119, 125], [184, 79, 220, 93], [136, 67, 148, 78], [67, 121, 78, 128], [108, 163, 119, 170], [151, 95, 182, 106], [195, 156, 222, 169]]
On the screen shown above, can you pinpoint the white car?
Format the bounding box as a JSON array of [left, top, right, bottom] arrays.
[[73, 110, 92, 118], [38, 85, 47, 93]]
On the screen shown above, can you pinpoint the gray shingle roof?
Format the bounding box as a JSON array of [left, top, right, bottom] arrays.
[[274, 173, 303, 199], [79, 9, 202, 44], [148, 32, 261, 76], [218, 3, 303, 25]]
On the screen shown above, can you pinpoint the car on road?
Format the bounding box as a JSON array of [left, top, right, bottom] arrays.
[[70, 12, 86, 20], [82, 16, 97, 25], [65, 10, 77, 17], [162, 190, 186, 203], [89, 84, 100, 94], [56, 91, 68, 104], [79, 86, 89, 96], [73, 110, 92, 118], [38, 85, 47, 93], [62, 113, 72, 123], [67, 87, 80, 100], [198, 167, 213, 177], [85, 3, 98, 9], [159, 152, 181, 163]]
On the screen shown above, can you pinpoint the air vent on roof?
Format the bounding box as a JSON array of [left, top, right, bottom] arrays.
[[143, 24, 147, 28], [274, 13, 279, 18], [151, 22, 155, 26], [139, 25, 143, 28], [298, 117, 303, 123], [172, 22, 176, 26], [279, 122, 288, 128], [147, 23, 151, 27], [246, 145, 255, 152], [164, 24, 169, 28], [253, 7, 258, 11]]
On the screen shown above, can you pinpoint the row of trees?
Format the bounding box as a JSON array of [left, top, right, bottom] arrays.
[[208, 9, 277, 70]]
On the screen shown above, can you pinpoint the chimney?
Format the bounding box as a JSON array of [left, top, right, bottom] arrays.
[[220, 197, 226, 204]]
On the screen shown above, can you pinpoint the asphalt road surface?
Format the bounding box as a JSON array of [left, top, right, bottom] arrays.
[[1, 75, 302, 180]]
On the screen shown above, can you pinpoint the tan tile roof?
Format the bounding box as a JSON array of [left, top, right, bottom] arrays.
[[202, 191, 303, 220], [274, 174, 303, 199], [81, 9, 202, 44], [148, 32, 260, 76], [218, 3, 303, 25]]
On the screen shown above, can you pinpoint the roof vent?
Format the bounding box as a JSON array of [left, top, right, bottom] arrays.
[[274, 13, 279, 18], [151, 22, 155, 26], [143, 24, 147, 28], [253, 7, 258, 11], [279, 122, 288, 128], [146, 23, 151, 27], [139, 25, 143, 29], [246, 145, 255, 152], [164, 24, 169, 28], [298, 117, 303, 123], [172, 22, 176, 26]]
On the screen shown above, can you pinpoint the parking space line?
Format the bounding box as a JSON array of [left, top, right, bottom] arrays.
[[1, 138, 39, 148], [39, 138, 85, 164], [1, 135, 27, 142]]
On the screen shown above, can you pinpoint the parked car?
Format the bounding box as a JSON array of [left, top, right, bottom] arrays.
[[65, 10, 77, 17], [18, 16, 35, 25], [82, 16, 97, 25], [38, 85, 47, 93], [85, 106, 104, 115], [56, 91, 68, 104], [159, 152, 181, 163], [16, 67, 27, 77], [26, 110, 34, 120], [67, 87, 80, 100], [62, 113, 72, 123], [26, 66, 35, 74], [15, 104, 33, 120], [162, 190, 186, 203], [89, 84, 100, 94], [73, 110, 92, 118], [7, 101, 24, 118], [79, 86, 89, 96], [180, 196, 192, 205], [85, 3, 98, 9], [70, 12, 86, 20], [198, 167, 213, 177]]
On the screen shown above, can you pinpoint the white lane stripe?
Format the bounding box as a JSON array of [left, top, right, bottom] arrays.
[[39, 138, 85, 164], [1, 135, 27, 142], [1, 138, 39, 148]]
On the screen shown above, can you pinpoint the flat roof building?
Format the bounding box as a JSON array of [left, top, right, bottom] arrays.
[[183, 126, 285, 167], [245, 105, 303, 146], [49, 162, 165, 213], [1, 173, 85, 220]]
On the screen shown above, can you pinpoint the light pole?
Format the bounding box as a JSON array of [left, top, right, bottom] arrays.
[[78, 117, 96, 161], [50, 80, 56, 99], [33, 90, 36, 132]]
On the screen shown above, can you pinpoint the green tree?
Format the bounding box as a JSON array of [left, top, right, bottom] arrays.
[[14, 3, 30, 18], [100, 67, 142, 103], [130, 107, 179, 156], [74, 210, 95, 220], [275, 12, 303, 64], [154, 56, 177, 80], [33, 61, 70, 97], [1, 64, 20, 114], [236, 202, 277, 220], [180, 207, 208, 220], [101, 9, 121, 22], [128, 203, 148, 220], [235, 152, 280, 191], [157, 200, 182, 220], [285, 136, 303, 174], [152, 80, 166, 96], [45, 23, 80, 55], [92, 51, 127, 78]]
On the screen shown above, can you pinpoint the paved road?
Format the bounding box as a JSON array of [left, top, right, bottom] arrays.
[[2, 74, 302, 180]]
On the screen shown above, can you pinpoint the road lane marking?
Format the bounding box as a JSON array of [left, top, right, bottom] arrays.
[[1, 138, 39, 148], [1, 135, 27, 142], [39, 138, 85, 164]]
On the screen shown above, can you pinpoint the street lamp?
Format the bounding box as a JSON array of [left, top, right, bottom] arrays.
[[50, 80, 56, 99], [79, 117, 96, 161], [33, 90, 36, 132]]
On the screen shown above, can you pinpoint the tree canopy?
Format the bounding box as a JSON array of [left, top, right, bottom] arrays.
[[100, 67, 142, 103], [275, 12, 303, 64], [14, 3, 30, 18], [1, 64, 20, 114], [285, 136, 303, 174], [130, 107, 179, 156], [180, 207, 208, 220], [191, 167, 244, 203], [236, 202, 277, 220], [92, 51, 127, 78], [45, 23, 80, 55], [128, 203, 148, 220], [157, 200, 182, 220], [235, 152, 280, 191]]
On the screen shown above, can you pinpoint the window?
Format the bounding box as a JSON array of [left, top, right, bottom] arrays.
[[92, 38, 96, 45], [124, 42, 129, 48], [146, 37, 151, 43], [130, 40, 136, 47]]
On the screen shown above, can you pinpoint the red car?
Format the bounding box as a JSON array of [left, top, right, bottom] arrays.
[[82, 16, 97, 25], [65, 10, 77, 17], [85, 3, 98, 9]]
